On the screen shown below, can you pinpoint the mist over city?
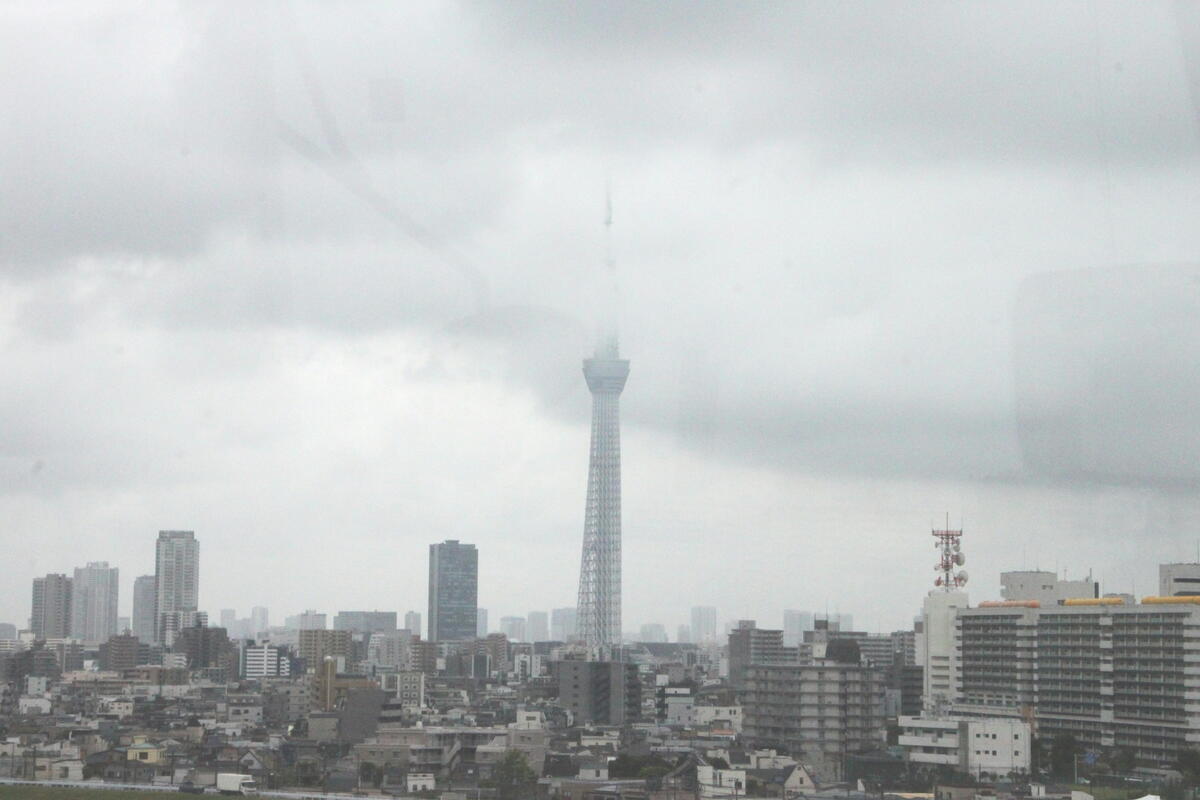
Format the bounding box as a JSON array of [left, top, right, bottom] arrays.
[[2, 2, 1200, 799]]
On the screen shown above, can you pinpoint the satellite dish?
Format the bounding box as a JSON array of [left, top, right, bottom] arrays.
[[954, 553, 965, 566], [957, 571, 969, 584]]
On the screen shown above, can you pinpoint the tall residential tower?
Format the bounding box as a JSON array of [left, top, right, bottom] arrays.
[[155, 530, 199, 645], [70, 561, 119, 645]]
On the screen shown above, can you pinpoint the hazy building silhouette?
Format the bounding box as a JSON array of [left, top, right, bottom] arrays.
[[527, 610, 548, 642], [690, 606, 717, 644], [70, 561, 119, 645]]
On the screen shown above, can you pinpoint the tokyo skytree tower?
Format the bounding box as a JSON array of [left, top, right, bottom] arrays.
[[575, 192, 629, 651]]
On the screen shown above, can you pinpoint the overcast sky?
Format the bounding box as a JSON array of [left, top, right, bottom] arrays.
[[3, 1, 1200, 635]]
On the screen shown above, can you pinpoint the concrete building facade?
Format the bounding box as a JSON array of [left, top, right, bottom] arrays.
[[742, 661, 887, 778], [30, 574, 72, 640], [954, 598, 1200, 764], [728, 621, 793, 691], [554, 660, 641, 725], [918, 590, 968, 712], [131, 575, 156, 644]]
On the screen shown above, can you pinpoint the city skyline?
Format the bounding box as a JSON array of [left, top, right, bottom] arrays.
[[3, 4, 1200, 635]]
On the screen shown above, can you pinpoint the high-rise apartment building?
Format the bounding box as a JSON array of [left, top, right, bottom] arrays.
[[690, 606, 718, 644], [31, 574, 72, 640], [527, 611, 549, 642], [954, 597, 1200, 764], [551, 607, 577, 642], [131, 575, 156, 643], [70, 562, 119, 645], [155, 530, 199, 645], [404, 611, 422, 638], [99, 632, 145, 671], [333, 611, 397, 633], [428, 540, 477, 642], [554, 660, 641, 725], [298, 629, 353, 669], [742, 659, 886, 779], [728, 620, 794, 691]]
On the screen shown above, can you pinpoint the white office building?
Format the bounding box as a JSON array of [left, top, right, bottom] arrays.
[[899, 715, 1031, 778], [1160, 563, 1200, 597], [1000, 570, 1097, 605], [243, 643, 290, 678], [918, 590, 968, 712]]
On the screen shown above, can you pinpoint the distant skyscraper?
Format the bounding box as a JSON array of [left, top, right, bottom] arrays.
[[132, 575, 156, 643], [0, 623, 16, 639], [477, 608, 488, 638], [639, 623, 667, 643], [250, 606, 269, 636], [405, 610, 422, 638], [690, 606, 717, 644], [31, 574, 72, 640], [155, 530, 199, 645], [70, 562, 119, 645], [551, 607, 577, 642], [428, 540, 478, 641], [500, 616, 527, 642], [297, 610, 326, 630], [783, 609, 814, 647], [677, 624, 691, 643], [527, 611, 549, 642], [220, 609, 237, 630], [333, 611, 397, 633]]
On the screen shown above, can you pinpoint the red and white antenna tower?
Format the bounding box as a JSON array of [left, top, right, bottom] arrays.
[[932, 513, 968, 591]]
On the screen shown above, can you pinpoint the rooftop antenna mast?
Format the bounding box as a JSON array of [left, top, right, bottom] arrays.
[[932, 513, 968, 592]]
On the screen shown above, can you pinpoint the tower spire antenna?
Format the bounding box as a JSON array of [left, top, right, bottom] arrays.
[[597, 181, 619, 359]]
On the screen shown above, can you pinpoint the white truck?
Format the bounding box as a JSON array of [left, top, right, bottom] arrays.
[[216, 773, 257, 795]]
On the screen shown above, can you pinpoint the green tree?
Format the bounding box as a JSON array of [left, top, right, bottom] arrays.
[[1049, 734, 1080, 779], [1175, 749, 1200, 786], [1111, 747, 1137, 774], [492, 749, 537, 800]]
